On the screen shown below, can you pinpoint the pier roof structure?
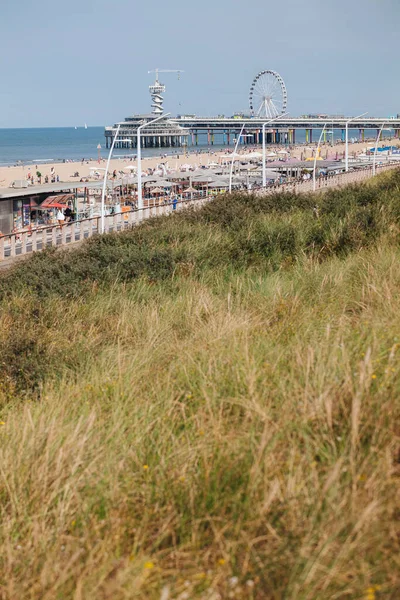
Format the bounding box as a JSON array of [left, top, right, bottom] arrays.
[[105, 114, 400, 149], [169, 116, 400, 131], [105, 114, 189, 149]]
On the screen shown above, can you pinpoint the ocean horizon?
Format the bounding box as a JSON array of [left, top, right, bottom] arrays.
[[0, 126, 395, 167]]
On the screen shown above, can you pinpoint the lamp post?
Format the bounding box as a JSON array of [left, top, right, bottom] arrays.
[[101, 123, 121, 234], [137, 112, 170, 210], [229, 123, 245, 193], [345, 112, 367, 172], [372, 122, 386, 176], [313, 123, 327, 191], [228, 125, 254, 193], [262, 113, 288, 188]]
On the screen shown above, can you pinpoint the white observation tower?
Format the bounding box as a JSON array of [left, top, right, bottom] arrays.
[[148, 68, 183, 115]]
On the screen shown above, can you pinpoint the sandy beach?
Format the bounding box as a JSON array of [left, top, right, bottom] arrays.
[[0, 138, 398, 189]]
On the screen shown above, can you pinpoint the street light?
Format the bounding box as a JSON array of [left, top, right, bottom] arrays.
[[345, 112, 367, 172], [313, 123, 327, 191], [137, 112, 170, 210], [229, 124, 247, 193], [262, 113, 288, 188], [372, 122, 388, 176], [100, 123, 121, 234]]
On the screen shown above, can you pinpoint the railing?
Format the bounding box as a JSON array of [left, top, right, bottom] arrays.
[[254, 162, 398, 196], [0, 196, 209, 261], [0, 162, 398, 262]]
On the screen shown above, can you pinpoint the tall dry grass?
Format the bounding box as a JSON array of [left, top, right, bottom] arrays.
[[1, 172, 400, 599]]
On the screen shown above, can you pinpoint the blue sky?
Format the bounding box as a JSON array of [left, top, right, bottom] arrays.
[[0, 0, 398, 127]]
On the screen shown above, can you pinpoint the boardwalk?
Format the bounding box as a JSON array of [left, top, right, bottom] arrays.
[[1, 162, 398, 265]]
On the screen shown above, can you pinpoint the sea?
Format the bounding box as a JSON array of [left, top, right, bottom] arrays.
[[0, 126, 395, 167]]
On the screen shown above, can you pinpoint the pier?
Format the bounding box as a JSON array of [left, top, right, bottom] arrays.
[[105, 68, 400, 149], [105, 115, 400, 149]]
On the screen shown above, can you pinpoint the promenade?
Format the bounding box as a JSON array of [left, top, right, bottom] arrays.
[[1, 162, 398, 266]]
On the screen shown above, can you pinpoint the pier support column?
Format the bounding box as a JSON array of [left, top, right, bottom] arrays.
[[195, 132, 198, 145], [207, 129, 210, 145], [358, 128, 362, 141], [305, 129, 309, 143], [341, 129, 345, 142], [292, 129, 295, 144], [227, 132, 230, 145], [309, 129, 313, 143]]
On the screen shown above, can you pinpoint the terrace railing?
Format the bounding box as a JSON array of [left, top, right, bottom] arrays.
[[0, 162, 398, 262]]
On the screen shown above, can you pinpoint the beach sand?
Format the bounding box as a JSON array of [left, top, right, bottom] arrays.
[[0, 139, 397, 188]]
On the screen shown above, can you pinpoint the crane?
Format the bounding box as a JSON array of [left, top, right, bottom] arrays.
[[148, 68, 183, 81], [147, 69, 184, 115]]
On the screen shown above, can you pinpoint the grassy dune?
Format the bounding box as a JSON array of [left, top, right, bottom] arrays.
[[1, 171, 400, 599]]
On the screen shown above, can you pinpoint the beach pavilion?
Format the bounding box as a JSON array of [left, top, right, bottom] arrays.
[[0, 180, 124, 234]]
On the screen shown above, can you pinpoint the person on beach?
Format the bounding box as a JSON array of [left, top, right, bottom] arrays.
[[56, 209, 65, 228]]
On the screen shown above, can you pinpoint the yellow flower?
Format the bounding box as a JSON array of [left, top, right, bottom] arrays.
[[371, 374, 377, 379], [143, 465, 149, 470], [144, 561, 154, 569], [199, 430, 205, 436], [217, 558, 226, 566], [365, 587, 375, 600], [0, 421, 5, 426]]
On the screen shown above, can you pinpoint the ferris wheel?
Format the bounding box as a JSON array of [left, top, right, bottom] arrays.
[[249, 70, 288, 119]]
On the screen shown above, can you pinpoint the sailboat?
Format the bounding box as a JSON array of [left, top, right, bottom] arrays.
[[74, 126, 77, 130], [84, 123, 88, 129]]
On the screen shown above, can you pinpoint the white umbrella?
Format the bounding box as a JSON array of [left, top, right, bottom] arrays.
[[278, 150, 289, 155], [267, 152, 277, 157], [123, 165, 136, 171], [245, 152, 264, 159]]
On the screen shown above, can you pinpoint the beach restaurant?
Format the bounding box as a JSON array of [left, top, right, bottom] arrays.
[[0, 182, 104, 234]]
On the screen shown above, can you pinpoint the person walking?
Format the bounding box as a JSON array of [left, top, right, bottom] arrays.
[[56, 208, 65, 228]]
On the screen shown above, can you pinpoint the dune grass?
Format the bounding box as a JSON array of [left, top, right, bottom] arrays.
[[0, 171, 400, 599]]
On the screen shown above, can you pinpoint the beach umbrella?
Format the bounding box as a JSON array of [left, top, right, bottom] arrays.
[[278, 150, 289, 155], [146, 179, 173, 188], [267, 152, 277, 157], [245, 152, 264, 159], [183, 186, 198, 193]]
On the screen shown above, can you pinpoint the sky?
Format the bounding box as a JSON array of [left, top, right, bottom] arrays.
[[0, 0, 398, 127]]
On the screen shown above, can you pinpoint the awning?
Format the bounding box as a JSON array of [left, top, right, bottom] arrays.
[[39, 194, 74, 209]]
